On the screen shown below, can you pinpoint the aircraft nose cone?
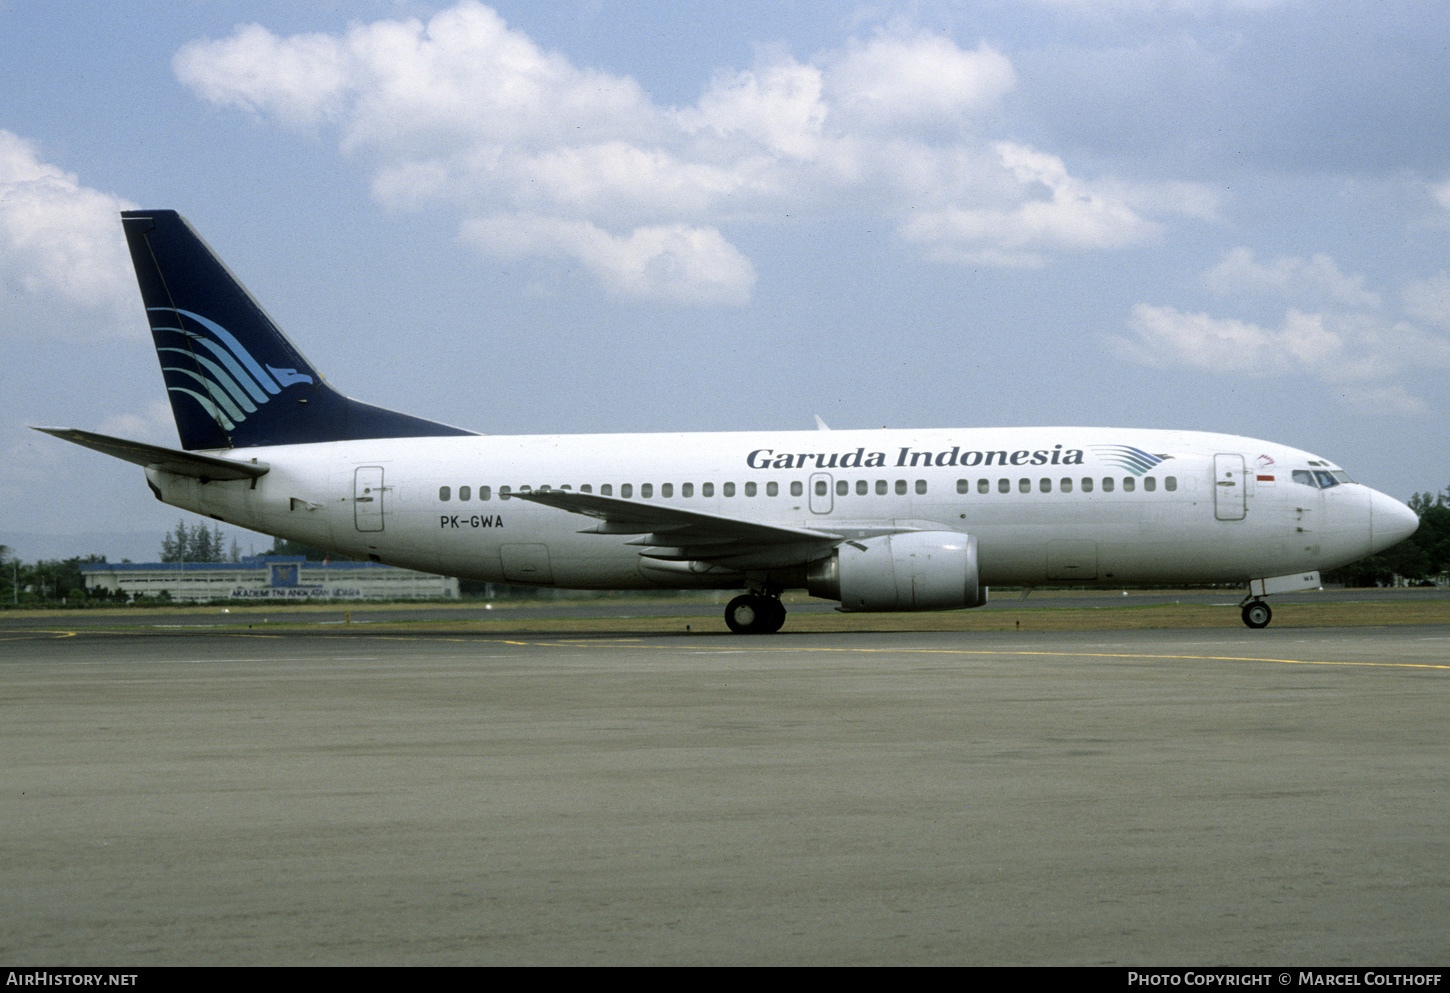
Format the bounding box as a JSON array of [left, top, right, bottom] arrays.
[[1371, 489, 1419, 552]]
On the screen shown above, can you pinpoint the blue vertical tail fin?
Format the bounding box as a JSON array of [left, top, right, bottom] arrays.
[[121, 210, 475, 450]]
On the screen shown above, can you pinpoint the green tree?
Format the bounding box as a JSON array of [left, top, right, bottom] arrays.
[[160, 520, 190, 562], [160, 520, 237, 563], [192, 523, 216, 564], [14, 555, 106, 603], [263, 538, 334, 561], [0, 545, 14, 604]]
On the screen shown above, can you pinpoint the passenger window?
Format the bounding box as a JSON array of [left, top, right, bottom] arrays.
[[1144, 477, 1156, 492], [703, 482, 714, 497], [1081, 477, 1093, 493], [458, 486, 470, 501], [877, 480, 888, 495], [896, 480, 908, 495], [836, 480, 848, 497], [601, 484, 612, 496], [998, 478, 1010, 494], [1039, 478, 1051, 493], [439, 486, 451, 501], [767, 481, 778, 497], [978, 479, 989, 494], [1018, 478, 1030, 494], [661, 483, 673, 498], [621, 484, 633, 498], [856, 480, 868, 496], [1060, 478, 1073, 493], [815, 480, 828, 496], [500, 485, 512, 500], [1123, 478, 1135, 492], [957, 479, 969, 494], [723, 482, 735, 497], [790, 481, 802, 497], [1165, 477, 1177, 491], [641, 483, 653, 498], [682, 482, 693, 498], [745, 482, 757, 497], [480, 486, 491, 501], [1102, 478, 1114, 493], [916, 480, 927, 495], [579, 484, 589, 494]]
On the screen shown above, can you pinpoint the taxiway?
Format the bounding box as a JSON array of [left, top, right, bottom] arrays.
[[2, 624, 1447, 965]]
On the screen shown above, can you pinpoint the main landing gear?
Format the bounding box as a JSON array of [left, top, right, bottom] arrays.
[[725, 592, 787, 634], [1240, 598, 1272, 629]]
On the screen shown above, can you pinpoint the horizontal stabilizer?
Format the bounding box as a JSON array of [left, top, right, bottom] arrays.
[[32, 427, 269, 482]]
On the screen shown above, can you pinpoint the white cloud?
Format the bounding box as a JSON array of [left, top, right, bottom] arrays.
[[1022, 0, 1289, 15], [1114, 299, 1450, 413], [95, 401, 177, 447], [1402, 272, 1450, 328], [0, 130, 139, 339], [172, 2, 1207, 300], [172, 23, 349, 130], [176, 4, 659, 161], [1114, 247, 1450, 412], [1329, 383, 1429, 418], [1202, 247, 1380, 308], [686, 58, 828, 161], [899, 142, 1162, 265], [461, 214, 755, 305], [1432, 178, 1450, 213], [822, 32, 1016, 129]]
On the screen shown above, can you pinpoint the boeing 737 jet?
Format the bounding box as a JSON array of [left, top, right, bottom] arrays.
[[39, 211, 1420, 632]]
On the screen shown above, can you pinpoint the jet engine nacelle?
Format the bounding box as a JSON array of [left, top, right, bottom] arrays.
[[806, 531, 988, 612]]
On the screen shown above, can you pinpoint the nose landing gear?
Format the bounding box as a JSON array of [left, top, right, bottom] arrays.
[[725, 592, 787, 634], [1240, 598, 1272, 629]]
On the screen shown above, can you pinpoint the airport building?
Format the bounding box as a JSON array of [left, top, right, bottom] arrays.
[[81, 556, 458, 602]]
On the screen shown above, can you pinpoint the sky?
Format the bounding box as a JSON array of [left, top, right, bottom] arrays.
[[3, 0, 1449, 562]]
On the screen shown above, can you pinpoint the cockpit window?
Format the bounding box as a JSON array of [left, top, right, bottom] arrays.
[[1294, 469, 1346, 489]]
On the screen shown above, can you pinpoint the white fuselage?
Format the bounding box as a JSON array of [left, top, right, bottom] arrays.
[[143, 426, 1415, 593]]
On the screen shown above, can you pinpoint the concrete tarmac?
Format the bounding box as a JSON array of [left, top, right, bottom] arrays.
[[2, 623, 1448, 965], [3, 585, 1442, 630]]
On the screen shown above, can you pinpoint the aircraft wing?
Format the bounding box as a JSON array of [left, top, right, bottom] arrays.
[[506, 489, 846, 569], [32, 427, 270, 482]]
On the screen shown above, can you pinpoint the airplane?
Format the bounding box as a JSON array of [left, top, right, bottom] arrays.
[[37, 210, 1420, 632]]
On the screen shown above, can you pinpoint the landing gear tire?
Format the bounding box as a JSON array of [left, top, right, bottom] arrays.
[[1241, 600, 1272, 629], [725, 594, 787, 634]]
